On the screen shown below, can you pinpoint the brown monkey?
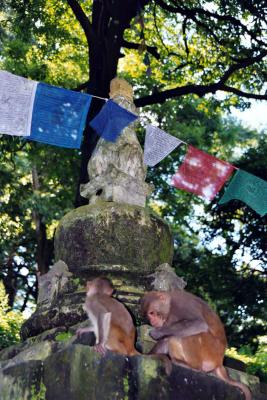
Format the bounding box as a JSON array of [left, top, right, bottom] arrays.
[[77, 277, 139, 356], [141, 290, 251, 400]]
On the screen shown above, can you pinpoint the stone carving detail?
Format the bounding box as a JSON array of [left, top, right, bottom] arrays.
[[80, 77, 153, 207], [37, 260, 73, 306], [148, 263, 187, 291]]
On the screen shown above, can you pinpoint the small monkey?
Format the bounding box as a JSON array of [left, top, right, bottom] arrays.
[[141, 290, 251, 400], [77, 277, 139, 356]]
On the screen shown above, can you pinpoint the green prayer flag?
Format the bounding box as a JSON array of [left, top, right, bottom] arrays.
[[219, 169, 267, 216]]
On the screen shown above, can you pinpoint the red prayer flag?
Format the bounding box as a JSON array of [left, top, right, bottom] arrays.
[[171, 145, 235, 200]]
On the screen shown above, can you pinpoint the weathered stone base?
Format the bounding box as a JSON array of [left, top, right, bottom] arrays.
[[0, 338, 251, 400], [54, 201, 173, 276]]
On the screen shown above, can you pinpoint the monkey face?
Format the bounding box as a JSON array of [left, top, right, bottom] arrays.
[[141, 291, 170, 326], [147, 309, 165, 328]]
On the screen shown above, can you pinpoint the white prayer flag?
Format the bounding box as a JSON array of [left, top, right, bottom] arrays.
[[0, 70, 37, 136], [144, 124, 183, 167]]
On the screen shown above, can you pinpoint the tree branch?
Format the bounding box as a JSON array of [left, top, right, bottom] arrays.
[[66, 0, 93, 44], [135, 81, 267, 107], [153, 2, 175, 57], [135, 47, 267, 107], [154, 0, 178, 13], [72, 80, 90, 92], [155, 0, 266, 46], [122, 39, 160, 59], [182, 18, 189, 57], [221, 85, 267, 101], [218, 50, 267, 85]]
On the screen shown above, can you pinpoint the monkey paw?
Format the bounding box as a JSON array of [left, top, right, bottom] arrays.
[[94, 343, 107, 356]]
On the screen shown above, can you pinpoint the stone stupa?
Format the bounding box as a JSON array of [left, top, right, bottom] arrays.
[[21, 77, 174, 338]]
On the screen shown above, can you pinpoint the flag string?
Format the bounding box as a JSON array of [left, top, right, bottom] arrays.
[[90, 94, 108, 101]]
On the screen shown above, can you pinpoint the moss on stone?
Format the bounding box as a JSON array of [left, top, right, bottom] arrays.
[[30, 381, 46, 400], [139, 357, 158, 383], [0, 360, 44, 400], [54, 202, 173, 274], [0, 342, 249, 399], [72, 277, 82, 287], [57, 201, 167, 229], [55, 332, 73, 342], [122, 376, 129, 399]]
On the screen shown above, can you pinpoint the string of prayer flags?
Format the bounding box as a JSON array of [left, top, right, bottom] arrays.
[[90, 99, 138, 142], [0, 70, 37, 137], [1, 72, 266, 219], [144, 124, 183, 167], [219, 169, 267, 216], [0, 70, 92, 148], [171, 145, 235, 201], [29, 82, 92, 149]]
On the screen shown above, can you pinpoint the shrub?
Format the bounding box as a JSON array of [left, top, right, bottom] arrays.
[[227, 339, 267, 383], [0, 281, 24, 350]]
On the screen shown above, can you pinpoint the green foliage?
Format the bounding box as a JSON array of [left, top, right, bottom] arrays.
[[120, 0, 266, 107], [0, 138, 80, 308], [0, 281, 24, 350], [1, 0, 266, 105], [0, 0, 91, 85], [227, 338, 267, 382], [246, 343, 267, 382]]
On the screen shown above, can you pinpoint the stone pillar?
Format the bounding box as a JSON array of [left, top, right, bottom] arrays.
[[54, 77, 174, 315]]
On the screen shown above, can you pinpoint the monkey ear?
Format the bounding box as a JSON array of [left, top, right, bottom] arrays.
[[86, 281, 91, 291]]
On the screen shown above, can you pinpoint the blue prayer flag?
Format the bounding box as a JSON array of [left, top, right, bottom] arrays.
[[29, 83, 92, 149], [90, 99, 138, 142]]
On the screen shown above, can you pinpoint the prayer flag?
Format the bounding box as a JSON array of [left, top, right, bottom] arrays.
[[90, 99, 138, 142], [0, 70, 37, 136], [29, 82, 92, 149], [219, 169, 267, 216], [171, 145, 235, 200], [144, 124, 183, 167], [0, 70, 92, 148]]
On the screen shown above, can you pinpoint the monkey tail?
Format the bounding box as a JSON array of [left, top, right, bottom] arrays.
[[214, 366, 252, 400]]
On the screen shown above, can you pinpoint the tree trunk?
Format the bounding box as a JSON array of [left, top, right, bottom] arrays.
[[31, 166, 53, 275]]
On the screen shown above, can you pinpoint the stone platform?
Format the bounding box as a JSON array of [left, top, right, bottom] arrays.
[[0, 330, 254, 400]]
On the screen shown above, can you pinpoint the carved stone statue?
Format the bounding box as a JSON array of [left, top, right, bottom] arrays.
[[148, 263, 187, 291], [37, 260, 73, 306], [80, 77, 153, 207]]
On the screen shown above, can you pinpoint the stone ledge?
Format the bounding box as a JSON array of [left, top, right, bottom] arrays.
[[0, 343, 246, 400]]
